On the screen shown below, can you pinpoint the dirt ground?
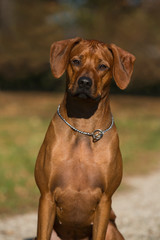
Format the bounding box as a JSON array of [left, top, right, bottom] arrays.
[[113, 169, 160, 240], [0, 167, 160, 240]]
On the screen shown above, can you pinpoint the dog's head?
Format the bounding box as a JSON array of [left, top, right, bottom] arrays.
[[50, 37, 135, 100]]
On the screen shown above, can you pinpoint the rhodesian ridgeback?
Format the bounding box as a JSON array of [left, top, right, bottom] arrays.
[[35, 37, 135, 240]]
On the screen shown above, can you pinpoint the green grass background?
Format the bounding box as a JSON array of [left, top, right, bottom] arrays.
[[0, 93, 160, 215]]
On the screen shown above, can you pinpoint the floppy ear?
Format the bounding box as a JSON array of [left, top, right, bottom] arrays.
[[108, 44, 136, 90], [50, 37, 82, 78]]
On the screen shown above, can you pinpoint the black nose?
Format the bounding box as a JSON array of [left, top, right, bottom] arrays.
[[78, 76, 92, 89]]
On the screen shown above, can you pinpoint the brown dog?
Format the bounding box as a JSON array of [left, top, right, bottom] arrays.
[[35, 37, 135, 240]]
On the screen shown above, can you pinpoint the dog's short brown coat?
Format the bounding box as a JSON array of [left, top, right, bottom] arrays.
[[35, 38, 135, 240]]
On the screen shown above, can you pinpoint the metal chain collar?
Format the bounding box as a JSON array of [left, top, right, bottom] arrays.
[[57, 105, 114, 142]]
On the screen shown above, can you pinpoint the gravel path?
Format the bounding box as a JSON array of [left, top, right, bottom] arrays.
[[113, 169, 160, 240], [0, 169, 160, 240]]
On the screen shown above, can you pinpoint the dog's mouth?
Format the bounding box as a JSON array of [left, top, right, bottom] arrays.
[[74, 89, 92, 99], [68, 88, 100, 101], [76, 93, 89, 99], [68, 89, 90, 99]]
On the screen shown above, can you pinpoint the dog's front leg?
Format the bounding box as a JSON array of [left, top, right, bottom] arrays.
[[37, 193, 56, 240], [93, 194, 111, 240]]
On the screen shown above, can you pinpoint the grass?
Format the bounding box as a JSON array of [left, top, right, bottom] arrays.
[[0, 92, 160, 215], [0, 92, 62, 215], [111, 95, 160, 176], [0, 117, 46, 214]]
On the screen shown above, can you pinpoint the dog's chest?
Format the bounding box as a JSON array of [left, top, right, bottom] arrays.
[[51, 139, 105, 191], [52, 144, 105, 227], [54, 160, 103, 191]]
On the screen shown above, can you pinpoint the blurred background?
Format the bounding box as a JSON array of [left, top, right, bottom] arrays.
[[0, 0, 160, 217], [1, 0, 160, 93]]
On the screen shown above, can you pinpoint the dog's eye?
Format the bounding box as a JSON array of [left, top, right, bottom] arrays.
[[98, 64, 109, 71], [72, 59, 81, 66]]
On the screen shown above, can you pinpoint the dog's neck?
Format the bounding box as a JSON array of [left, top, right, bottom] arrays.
[[59, 92, 112, 134]]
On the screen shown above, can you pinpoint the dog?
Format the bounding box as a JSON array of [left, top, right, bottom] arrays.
[[35, 37, 135, 240]]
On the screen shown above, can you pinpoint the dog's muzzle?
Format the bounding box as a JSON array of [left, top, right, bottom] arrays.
[[75, 76, 92, 99]]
